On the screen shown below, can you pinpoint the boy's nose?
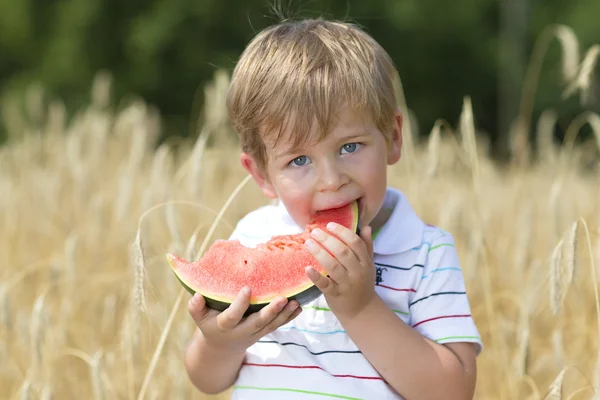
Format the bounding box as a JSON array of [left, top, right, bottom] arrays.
[[316, 161, 349, 192]]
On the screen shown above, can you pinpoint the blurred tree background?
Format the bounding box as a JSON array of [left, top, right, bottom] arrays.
[[0, 0, 598, 159]]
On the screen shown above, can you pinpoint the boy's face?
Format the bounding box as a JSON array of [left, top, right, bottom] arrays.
[[241, 105, 403, 230]]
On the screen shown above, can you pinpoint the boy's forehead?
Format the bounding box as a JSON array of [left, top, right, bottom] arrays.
[[260, 106, 373, 156]]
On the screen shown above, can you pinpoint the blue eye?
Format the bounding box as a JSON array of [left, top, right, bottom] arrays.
[[341, 143, 360, 154], [290, 156, 309, 167]]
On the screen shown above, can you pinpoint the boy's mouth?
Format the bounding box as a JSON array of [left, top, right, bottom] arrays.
[[316, 197, 364, 220]]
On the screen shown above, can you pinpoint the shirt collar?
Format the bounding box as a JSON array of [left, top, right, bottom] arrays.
[[371, 187, 425, 255], [275, 187, 425, 255]]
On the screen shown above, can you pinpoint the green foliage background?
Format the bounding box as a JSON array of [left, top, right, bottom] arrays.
[[0, 0, 598, 154]]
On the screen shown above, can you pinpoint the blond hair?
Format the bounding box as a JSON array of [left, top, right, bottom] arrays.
[[226, 18, 401, 172]]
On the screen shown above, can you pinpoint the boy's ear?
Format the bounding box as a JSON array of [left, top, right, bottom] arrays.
[[240, 152, 278, 199], [387, 108, 403, 165]]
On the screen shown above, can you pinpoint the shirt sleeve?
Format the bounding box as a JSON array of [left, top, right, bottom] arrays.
[[409, 234, 483, 355]]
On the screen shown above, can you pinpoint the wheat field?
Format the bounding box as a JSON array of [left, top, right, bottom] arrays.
[[1, 26, 600, 399]]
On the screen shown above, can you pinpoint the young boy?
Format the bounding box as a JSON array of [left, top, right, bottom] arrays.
[[184, 18, 482, 400]]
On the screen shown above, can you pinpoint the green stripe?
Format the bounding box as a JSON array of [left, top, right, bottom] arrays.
[[302, 305, 408, 316], [435, 335, 480, 342], [302, 305, 331, 312], [429, 243, 455, 251], [233, 386, 363, 399]]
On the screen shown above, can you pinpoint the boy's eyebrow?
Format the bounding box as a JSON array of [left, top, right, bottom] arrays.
[[274, 131, 369, 159]]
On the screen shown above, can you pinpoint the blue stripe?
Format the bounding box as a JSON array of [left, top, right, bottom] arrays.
[[278, 326, 346, 335], [421, 267, 462, 280], [412, 243, 427, 250]]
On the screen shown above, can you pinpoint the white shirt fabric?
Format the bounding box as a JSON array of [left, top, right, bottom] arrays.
[[228, 187, 483, 400]]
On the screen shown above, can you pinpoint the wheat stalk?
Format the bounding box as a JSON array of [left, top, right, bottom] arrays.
[[165, 202, 184, 254], [514, 311, 530, 378], [563, 44, 600, 105], [30, 295, 46, 376], [536, 109, 558, 165], [561, 112, 600, 166], [64, 232, 78, 294], [40, 385, 53, 400], [425, 119, 443, 180], [90, 351, 106, 400], [550, 238, 565, 315], [459, 96, 480, 180], [55, 348, 117, 399], [184, 223, 206, 262], [115, 165, 133, 221], [0, 284, 10, 331], [91, 71, 112, 110], [552, 327, 564, 369], [544, 367, 567, 399], [516, 24, 580, 146], [19, 379, 31, 400]]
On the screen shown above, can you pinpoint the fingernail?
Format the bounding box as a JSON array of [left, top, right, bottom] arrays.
[[242, 287, 251, 296], [305, 239, 316, 248], [326, 222, 337, 230], [189, 294, 200, 307]]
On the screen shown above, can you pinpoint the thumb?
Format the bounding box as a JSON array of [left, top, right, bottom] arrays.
[[187, 293, 210, 326], [360, 225, 374, 258]]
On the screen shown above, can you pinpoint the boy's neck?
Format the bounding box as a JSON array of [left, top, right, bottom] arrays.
[[369, 206, 394, 237]]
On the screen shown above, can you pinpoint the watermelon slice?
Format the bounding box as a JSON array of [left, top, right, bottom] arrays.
[[166, 201, 360, 314]]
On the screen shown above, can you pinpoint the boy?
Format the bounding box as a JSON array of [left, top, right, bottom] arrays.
[[185, 18, 482, 400]]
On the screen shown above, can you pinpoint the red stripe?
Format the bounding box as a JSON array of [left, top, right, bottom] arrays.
[[378, 284, 416, 293], [412, 314, 471, 328], [243, 362, 383, 381]]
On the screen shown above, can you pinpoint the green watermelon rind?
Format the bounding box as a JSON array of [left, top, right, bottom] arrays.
[[168, 255, 324, 316]]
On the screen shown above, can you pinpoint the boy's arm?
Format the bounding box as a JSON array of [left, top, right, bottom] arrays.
[[305, 226, 480, 400], [183, 288, 303, 395], [184, 329, 246, 394], [338, 297, 477, 400]]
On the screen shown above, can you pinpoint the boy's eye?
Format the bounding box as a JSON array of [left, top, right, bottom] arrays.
[[290, 155, 309, 167], [341, 143, 360, 154]]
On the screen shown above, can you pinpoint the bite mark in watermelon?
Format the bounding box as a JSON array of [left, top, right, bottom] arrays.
[[166, 201, 360, 315]]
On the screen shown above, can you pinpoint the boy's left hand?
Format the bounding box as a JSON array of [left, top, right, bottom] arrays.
[[304, 223, 376, 319]]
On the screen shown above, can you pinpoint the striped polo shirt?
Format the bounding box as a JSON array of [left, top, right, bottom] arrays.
[[228, 187, 482, 400]]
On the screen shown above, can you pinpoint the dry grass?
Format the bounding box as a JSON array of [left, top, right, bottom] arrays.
[[1, 26, 600, 400]]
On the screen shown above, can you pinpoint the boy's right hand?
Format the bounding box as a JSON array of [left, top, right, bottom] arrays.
[[187, 287, 302, 353]]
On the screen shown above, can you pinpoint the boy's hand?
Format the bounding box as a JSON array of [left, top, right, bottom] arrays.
[[304, 223, 376, 319], [188, 287, 302, 353]]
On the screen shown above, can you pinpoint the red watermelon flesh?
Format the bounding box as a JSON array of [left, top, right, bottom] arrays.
[[166, 200, 360, 314]]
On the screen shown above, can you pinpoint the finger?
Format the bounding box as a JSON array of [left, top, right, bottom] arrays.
[[188, 294, 212, 326], [359, 225, 374, 257], [216, 286, 251, 331], [305, 266, 337, 294], [304, 237, 347, 283], [325, 222, 370, 265], [241, 296, 288, 334], [256, 300, 301, 336], [281, 304, 303, 325]]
